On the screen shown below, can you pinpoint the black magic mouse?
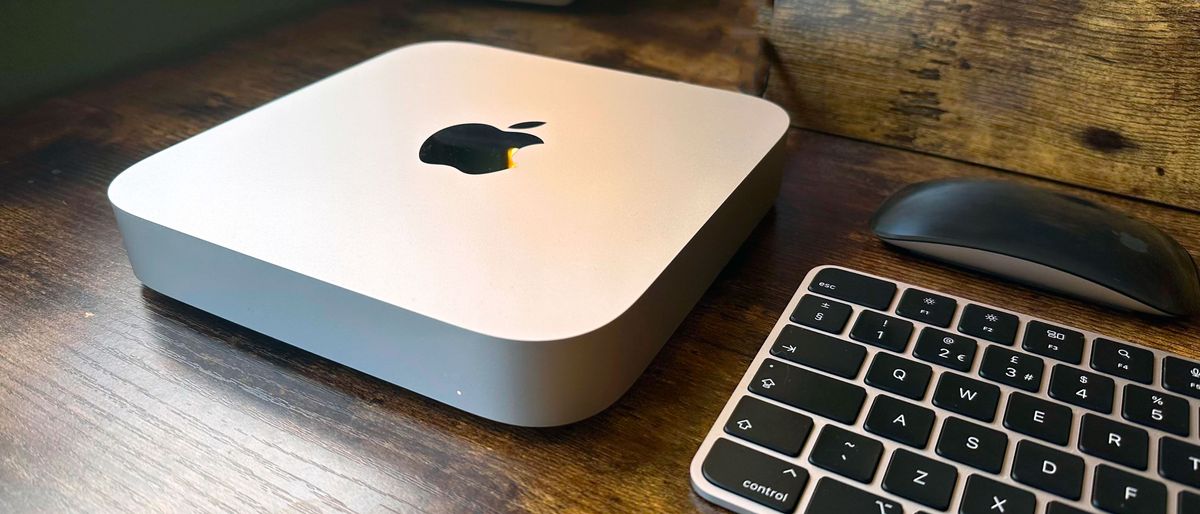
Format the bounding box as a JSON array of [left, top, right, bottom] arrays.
[[871, 179, 1200, 317]]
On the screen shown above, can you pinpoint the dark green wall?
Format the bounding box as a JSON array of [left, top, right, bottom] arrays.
[[0, 0, 341, 111]]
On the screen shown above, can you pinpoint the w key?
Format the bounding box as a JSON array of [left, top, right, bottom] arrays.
[[933, 372, 1000, 423]]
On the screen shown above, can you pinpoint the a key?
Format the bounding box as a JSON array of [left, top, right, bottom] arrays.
[[803, 477, 904, 514], [1003, 392, 1072, 446], [935, 416, 1008, 473], [881, 449, 957, 510], [770, 325, 867, 379], [1091, 338, 1154, 384], [849, 310, 914, 352], [1092, 464, 1166, 514], [1181, 491, 1200, 514], [807, 424, 884, 483], [1010, 440, 1084, 500], [958, 304, 1018, 345], [790, 294, 853, 334], [932, 372, 1000, 422], [1162, 356, 1200, 400], [749, 359, 866, 424], [701, 439, 808, 512], [896, 288, 957, 327], [1122, 385, 1189, 436], [1158, 437, 1200, 488], [1078, 413, 1149, 470], [979, 345, 1044, 392], [1022, 321, 1085, 364], [959, 474, 1036, 514], [809, 268, 897, 310], [865, 353, 932, 400], [864, 395, 935, 448], [1048, 364, 1114, 413], [913, 327, 977, 372], [723, 396, 814, 456]]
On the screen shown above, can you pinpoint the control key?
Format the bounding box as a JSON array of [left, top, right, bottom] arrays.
[[809, 267, 897, 310], [702, 438, 808, 512]]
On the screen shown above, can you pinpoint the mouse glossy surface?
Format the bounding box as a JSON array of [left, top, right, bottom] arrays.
[[871, 179, 1200, 316]]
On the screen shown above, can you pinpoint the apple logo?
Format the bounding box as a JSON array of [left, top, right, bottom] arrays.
[[419, 121, 545, 174]]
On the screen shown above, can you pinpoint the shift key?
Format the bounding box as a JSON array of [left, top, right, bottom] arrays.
[[750, 359, 867, 424], [809, 267, 897, 310], [702, 438, 809, 512]]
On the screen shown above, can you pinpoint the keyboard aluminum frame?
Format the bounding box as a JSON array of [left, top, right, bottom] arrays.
[[690, 264, 1200, 513]]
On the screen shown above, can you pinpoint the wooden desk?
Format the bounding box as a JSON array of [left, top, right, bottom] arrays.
[[2, 1, 1198, 511]]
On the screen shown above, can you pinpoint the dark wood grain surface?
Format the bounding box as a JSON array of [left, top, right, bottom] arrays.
[[764, 0, 1200, 212], [2, 0, 1199, 512]]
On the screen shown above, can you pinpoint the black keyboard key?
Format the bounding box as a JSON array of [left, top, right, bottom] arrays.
[[1049, 364, 1114, 413], [702, 439, 808, 512], [770, 325, 867, 379], [849, 310, 914, 352], [935, 416, 1008, 473], [865, 353, 932, 400], [864, 395, 935, 448], [1181, 491, 1200, 514], [1092, 464, 1166, 514], [1079, 413, 1149, 470], [809, 268, 897, 310], [1159, 437, 1200, 488], [790, 294, 853, 334], [896, 289, 958, 327], [913, 327, 977, 372], [1003, 392, 1073, 446], [724, 396, 813, 456], [1122, 384, 1190, 436], [959, 474, 1036, 514], [933, 372, 1000, 422], [979, 345, 1044, 392], [1091, 338, 1154, 384], [882, 449, 957, 510], [1163, 356, 1200, 400], [804, 477, 904, 514], [1011, 440, 1085, 500], [1022, 321, 1084, 364], [749, 359, 867, 424], [808, 425, 884, 483], [958, 304, 1019, 345], [1047, 502, 1090, 514]]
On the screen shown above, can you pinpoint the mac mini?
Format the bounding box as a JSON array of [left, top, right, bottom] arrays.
[[108, 42, 789, 426]]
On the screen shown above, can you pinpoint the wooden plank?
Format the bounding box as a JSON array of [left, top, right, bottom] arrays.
[[764, 0, 1200, 211]]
